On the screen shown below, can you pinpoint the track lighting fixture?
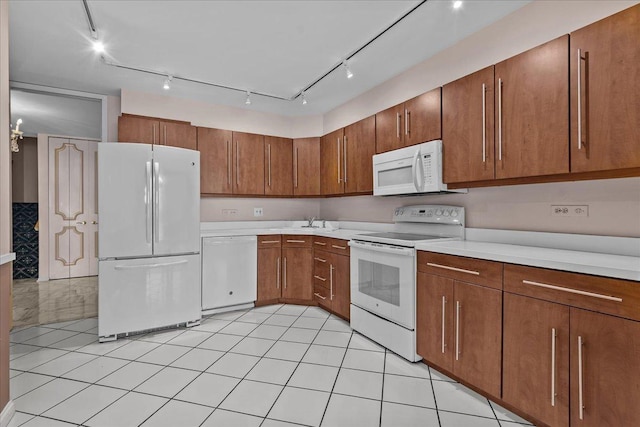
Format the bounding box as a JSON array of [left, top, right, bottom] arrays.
[[453, 1, 463, 9], [163, 75, 172, 90], [302, 92, 308, 105], [245, 91, 252, 105], [343, 60, 354, 79]]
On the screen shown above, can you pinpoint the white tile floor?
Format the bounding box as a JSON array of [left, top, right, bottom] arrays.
[[8, 304, 535, 427]]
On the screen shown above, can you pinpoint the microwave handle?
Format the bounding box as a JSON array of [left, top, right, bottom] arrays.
[[412, 148, 424, 192]]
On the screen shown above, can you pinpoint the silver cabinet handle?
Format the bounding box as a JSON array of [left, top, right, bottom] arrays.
[[482, 83, 486, 163], [578, 335, 584, 420], [314, 292, 327, 300], [455, 301, 461, 361], [405, 109, 409, 135], [336, 138, 341, 183], [314, 257, 326, 263], [91, 221, 98, 225], [260, 240, 280, 244], [343, 135, 347, 184], [283, 257, 287, 289], [267, 143, 272, 188], [152, 123, 156, 144], [329, 264, 334, 300], [441, 296, 446, 354], [276, 257, 280, 289], [76, 221, 87, 225], [145, 161, 152, 243], [522, 280, 622, 302], [314, 275, 327, 282], [551, 328, 557, 407], [426, 262, 480, 276], [314, 241, 326, 246], [163, 124, 167, 145], [235, 141, 239, 186], [227, 141, 231, 185], [498, 78, 503, 161], [331, 244, 346, 250], [294, 147, 299, 188], [396, 112, 401, 139], [577, 48, 585, 151], [286, 239, 306, 243]]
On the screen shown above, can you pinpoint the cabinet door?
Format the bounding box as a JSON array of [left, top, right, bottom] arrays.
[[320, 128, 344, 195], [232, 132, 265, 195], [570, 5, 640, 173], [404, 88, 442, 147], [344, 116, 375, 194], [416, 273, 454, 372], [443, 66, 495, 183], [257, 247, 281, 303], [503, 293, 570, 427], [375, 104, 404, 153], [282, 247, 313, 300], [264, 136, 293, 196], [118, 115, 158, 144], [160, 121, 197, 150], [570, 308, 640, 427], [453, 281, 502, 397], [197, 127, 233, 194], [495, 36, 569, 179], [293, 137, 320, 196], [332, 253, 351, 320]]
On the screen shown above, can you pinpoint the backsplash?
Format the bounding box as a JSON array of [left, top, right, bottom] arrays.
[[12, 203, 38, 279]]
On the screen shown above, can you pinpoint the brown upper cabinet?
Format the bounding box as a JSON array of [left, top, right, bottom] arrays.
[[233, 132, 265, 195], [375, 88, 441, 154], [292, 137, 321, 196], [197, 127, 233, 194], [264, 136, 293, 196], [118, 114, 196, 150], [570, 5, 640, 173], [321, 116, 375, 196], [494, 36, 569, 179], [443, 66, 496, 184]]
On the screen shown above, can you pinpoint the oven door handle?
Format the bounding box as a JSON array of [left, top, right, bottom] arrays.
[[348, 240, 415, 256]]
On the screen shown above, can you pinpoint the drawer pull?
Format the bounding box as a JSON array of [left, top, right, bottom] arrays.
[[578, 335, 585, 420], [314, 275, 326, 282], [331, 244, 347, 250], [522, 280, 623, 302], [314, 257, 327, 263], [427, 263, 480, 276], [314, 292, 327, 300], [314, 241, 327, 246], [551, 328, 557, 407], [286, 239, 306, 243], [260, 240, 280, 244]]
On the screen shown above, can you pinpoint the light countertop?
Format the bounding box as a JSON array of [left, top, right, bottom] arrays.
[[201, 227, 367, 241], [415, 240, 640, 282]]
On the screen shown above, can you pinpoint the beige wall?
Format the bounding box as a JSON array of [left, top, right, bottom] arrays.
[[201, 197, 321, 222], [1, 0, 12, 415], [106, 95, 121, 142], [11, 137, 38, 203]]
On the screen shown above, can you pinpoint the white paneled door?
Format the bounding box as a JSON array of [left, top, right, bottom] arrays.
[[48, 137, 98, 279]]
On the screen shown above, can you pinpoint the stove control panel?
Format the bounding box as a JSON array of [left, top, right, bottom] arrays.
[[393, 205, 464, 226]]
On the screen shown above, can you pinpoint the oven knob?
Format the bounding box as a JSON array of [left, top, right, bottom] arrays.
[[394, 209, 400, 216], [435, 209, 443, 216], [443, 210, 450, 217], [451, 210, 459, 217]]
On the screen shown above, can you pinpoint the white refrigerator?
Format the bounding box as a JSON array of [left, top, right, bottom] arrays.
[[98, 143, 201, 341]]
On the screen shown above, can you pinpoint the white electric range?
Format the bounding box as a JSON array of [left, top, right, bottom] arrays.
[[348, 205, 465, 362]]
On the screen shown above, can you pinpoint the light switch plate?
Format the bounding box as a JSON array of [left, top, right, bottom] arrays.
[[551, 205, 589, 217]]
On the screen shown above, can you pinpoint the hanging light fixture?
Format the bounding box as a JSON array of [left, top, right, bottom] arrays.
[[163, 75, 172, 90], [301, 92, 308, 105], [245, 91, 252, 105], [343, 60, 354, 79]]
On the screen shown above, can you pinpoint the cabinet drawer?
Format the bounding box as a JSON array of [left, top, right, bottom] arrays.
[[314, 236, 350, 255], [283, 235, 312, 248], [418, 252, 503, 290], [504, 264, 640, 322], [313, 250, 331, 277], [313, 284, 332, 309], [258, 235, 282, 248]]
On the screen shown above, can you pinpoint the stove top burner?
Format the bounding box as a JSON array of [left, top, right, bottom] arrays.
[[359, 232, 445, 241]]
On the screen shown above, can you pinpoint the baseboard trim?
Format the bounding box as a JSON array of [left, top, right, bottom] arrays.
[[0, 400, 16, 427]]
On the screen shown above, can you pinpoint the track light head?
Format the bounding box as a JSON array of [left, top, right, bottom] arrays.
[[302, 92, 308, 105], [343, 60, 354, 79], [245, 91, 252, 105], [92, 40, 105, 53], [453, 1, 463, 9], [163, 75, 172, 90]]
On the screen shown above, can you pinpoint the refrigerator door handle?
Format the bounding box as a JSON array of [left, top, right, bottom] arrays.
[[145, 161, 152, 244], [114, 260, 188, 270], [153, 161, 160, 244]]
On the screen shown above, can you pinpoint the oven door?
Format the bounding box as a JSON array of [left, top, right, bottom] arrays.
[[349, 240, 416, 329]]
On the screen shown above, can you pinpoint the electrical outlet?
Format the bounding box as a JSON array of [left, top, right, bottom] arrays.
[[254, 207, 264, 217], [222, 209, 237, 216], [551, 205, 589, 217]]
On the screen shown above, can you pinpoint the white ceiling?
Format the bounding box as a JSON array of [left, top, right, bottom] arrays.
[[9, 0, 530, 117]]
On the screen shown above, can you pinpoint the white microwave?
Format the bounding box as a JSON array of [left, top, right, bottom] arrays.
[[373, 140, 465, 196]]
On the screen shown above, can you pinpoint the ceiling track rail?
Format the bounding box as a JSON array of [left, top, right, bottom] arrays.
[[86, 0, 429, 103]]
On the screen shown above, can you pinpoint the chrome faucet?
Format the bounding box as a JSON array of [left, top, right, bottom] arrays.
[[307, 217, 316, 228]]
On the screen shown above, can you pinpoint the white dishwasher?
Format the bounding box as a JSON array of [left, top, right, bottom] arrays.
[[201, 235, 257, 315]]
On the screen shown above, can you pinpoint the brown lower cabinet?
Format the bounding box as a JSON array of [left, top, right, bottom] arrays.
[[256, 235, 313, 305], [313, 237, 350, 320]]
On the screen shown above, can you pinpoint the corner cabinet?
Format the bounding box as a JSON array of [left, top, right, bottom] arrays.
[[570, 5, 640, 173]]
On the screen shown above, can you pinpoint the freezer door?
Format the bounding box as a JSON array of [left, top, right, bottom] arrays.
[[98, 143, 153, 259], [152, 145, 200, 256], [98, 254, 201, 338]]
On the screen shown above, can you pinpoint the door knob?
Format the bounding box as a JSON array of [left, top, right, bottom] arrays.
[[91, 221, 98, 225], [76, 221, 87, 225]]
